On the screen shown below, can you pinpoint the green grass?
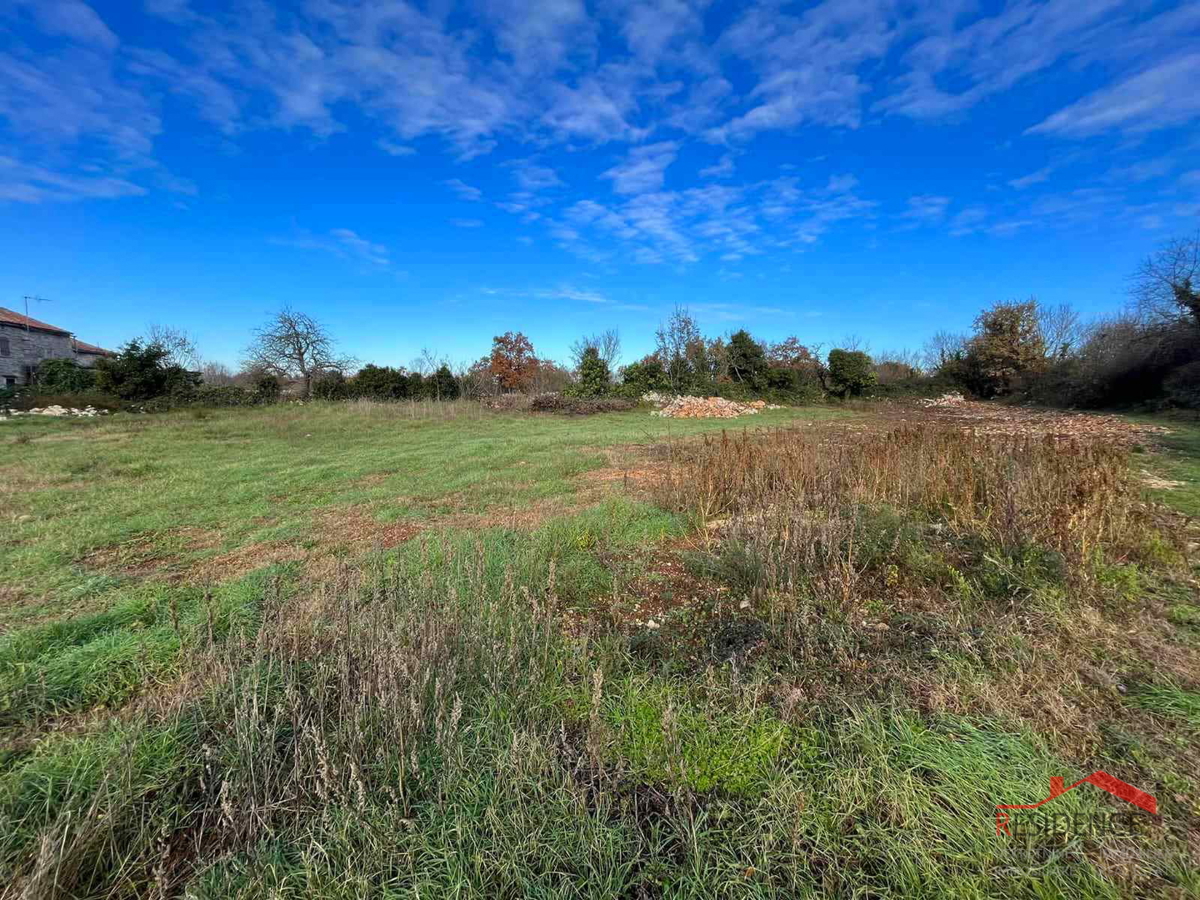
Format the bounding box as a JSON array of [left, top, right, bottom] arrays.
[[1128, 683, 1200, 731], [1, 402, 841, 614], [1, 402, 1197, 898], [1126, 414, 1200, 516]]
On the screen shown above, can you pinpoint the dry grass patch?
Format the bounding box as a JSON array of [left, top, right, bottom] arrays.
[[654, 423, 1200, 820], [311, 505, 423, 549], [888, 398, 1173, 445], [191, 541, 308, 582]]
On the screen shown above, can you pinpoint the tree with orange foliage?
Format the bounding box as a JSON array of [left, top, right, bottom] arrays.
[[490, 331, 538, 392]]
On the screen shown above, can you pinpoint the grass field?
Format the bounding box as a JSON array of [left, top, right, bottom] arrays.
[[1, 400, 1198, 899]]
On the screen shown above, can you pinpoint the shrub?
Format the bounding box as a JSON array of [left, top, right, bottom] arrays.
[[94, 340, 200, 401], [310, 371, 350, 400], [727, 329, 768, 388], [432, 364, 460, 401], [352, 364, 408, 400], [253, 372, 282, 403], [956, 300, 1046, 398], [15, 390, 122, 411], [827, 349, 875, 397], [574, 347, 611, 397], [763, 366, 824, 402], [190, 385, 257, 407], [620, 356, 669, 395], [528, 394, 635, 415], [36, 359, 96, 393], [1164, 360, 1200, 409]]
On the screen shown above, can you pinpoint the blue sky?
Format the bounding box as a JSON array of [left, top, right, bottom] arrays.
[[2, 0, 1198, 370]]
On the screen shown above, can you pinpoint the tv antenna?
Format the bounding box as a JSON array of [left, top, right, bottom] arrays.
[[22, 295, 52, 324]]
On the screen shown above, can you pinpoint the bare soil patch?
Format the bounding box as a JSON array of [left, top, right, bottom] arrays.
[[312, 505, 423, 549], [191, 541, 308, 581], [82, 527, 223, 578], [890, 399, 1171, 445]]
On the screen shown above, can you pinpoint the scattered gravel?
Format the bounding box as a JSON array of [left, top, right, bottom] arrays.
[[0, 405, 108, 420]]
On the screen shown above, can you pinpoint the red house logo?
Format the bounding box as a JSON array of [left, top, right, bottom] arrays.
[[996, 772, 1156, 836]]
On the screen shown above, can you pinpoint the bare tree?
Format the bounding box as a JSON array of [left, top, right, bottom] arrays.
[[145, 324, 200, 369], [415, 346, 445, 377], [921, 329, 968, 371], [873, 348, 924, 380], [201, 361, 235, 385], [1132, 231, 1200, 327], [1038, 300, 1084, 359], [244, 307, 354, 397], [568, 329, 622, 371], [655, 306, 702, 394], [838, 333, 870, 353]]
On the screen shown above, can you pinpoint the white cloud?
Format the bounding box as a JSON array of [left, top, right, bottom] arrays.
[[825, 174, 859, 193], [509, 161, 563, 191], [8, 0, 119, 50], [988, 220, 1034, 238], [445, 179, 483, 201], [699, 153, 736, 179], [545, 172, 875, 265], [481, 0, 593, 74], [1008, 167, 1053, 190], [482, 284, 610, 304], [1105, 157, 1176, 183], [272, 227, 391, 267], [538, 286, 609, 304], [710, 0, 896, 141], [601, 141, 679, 194], [0, 156, 146, 203], [900, 195, 951, 225], [1028, 54, 1200, 138], [377, 140, 417, 157], [877, 0, 1126, 121], [949, 206, 988, 237]]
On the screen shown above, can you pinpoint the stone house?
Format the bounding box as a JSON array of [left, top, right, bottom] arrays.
[[0, 307, 114, 387]]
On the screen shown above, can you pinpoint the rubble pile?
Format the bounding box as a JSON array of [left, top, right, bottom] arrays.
[[0, 405, 107, 420], [918, 392, 968, 407], [650, 395, 784, 419]]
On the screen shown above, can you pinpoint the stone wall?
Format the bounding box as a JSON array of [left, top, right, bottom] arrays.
[[0, 325, 76, 386]]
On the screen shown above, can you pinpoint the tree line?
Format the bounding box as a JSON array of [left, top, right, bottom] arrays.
[[18, 230, 1200, 411]]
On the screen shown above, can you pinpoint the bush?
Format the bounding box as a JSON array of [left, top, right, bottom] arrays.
[[620, 357, 669, 395], [13, 390, 122, 411], [253, 372, 282, 403], [528, 394, 635, 415], [94, 340, 200, 401], [727, 329, 768, 388], [1164, 360, 1200, 409], [827, 349, 876, 397], [36, 359, 95, 393], [310, 371, 349, 400], [432, 364, 460, 401], [190, 385, 257, 407], [574, 347, 611, 397], [351, 364, 408, 400]]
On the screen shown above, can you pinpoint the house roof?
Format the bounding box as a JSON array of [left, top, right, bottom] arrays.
[[73, 339, 114, 356], [0, 307, 70, 336]]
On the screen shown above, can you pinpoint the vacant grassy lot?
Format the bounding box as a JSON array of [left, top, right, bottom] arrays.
[[1, 400, 1198, 899]]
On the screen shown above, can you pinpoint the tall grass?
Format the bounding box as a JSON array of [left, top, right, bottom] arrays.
[[659, 425, 1146, 564]]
